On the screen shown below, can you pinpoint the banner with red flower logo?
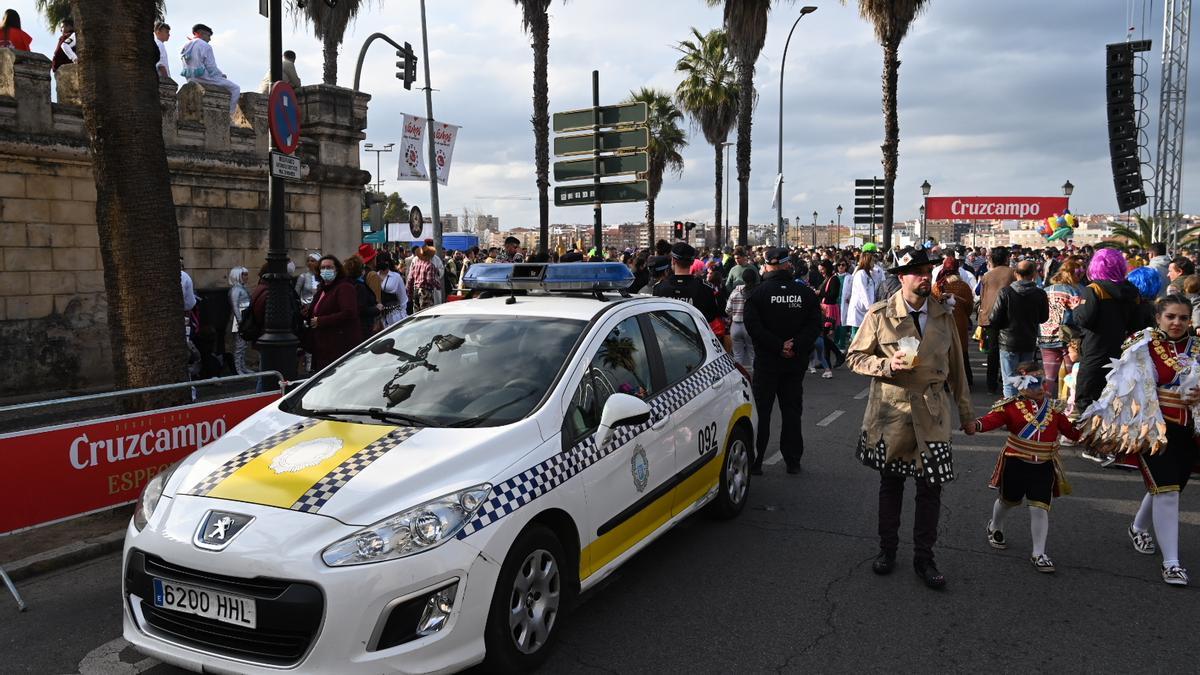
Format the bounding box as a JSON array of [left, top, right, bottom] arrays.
[[395, 116, 460, 185]]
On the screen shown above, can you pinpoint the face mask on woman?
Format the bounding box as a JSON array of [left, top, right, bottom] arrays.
[[320, 269, 336, 282]]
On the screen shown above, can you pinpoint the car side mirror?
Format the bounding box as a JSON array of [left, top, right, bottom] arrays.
[[594, 393, 652, 450]]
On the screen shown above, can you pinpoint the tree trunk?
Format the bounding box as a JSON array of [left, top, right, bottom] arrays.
[[645, 199, 656, 248], [735, 60, 754, 247], [323, 33, 338, 84], [531, 11, 550, 256], [880, 38, 900, 251], [73, 0, 188, 407], [713, 142, 723, 248]]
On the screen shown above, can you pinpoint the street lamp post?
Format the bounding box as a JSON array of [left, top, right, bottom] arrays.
[[836, 204, 842, 248], [920, 179, 931, 241], [418, 0, 443, 253], [811, 210, 818, 249], [256, 0, 310, 382], [364, 142, 394, 193], [776, 6, 818, 245], [721, 141, 733, 248], [1062, 179, 1074, 197]]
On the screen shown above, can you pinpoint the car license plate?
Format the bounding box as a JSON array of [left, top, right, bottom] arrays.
[[152, 578, 257, 629]]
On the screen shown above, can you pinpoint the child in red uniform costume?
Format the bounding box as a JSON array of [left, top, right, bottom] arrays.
[[974, 362, 1081, 573]]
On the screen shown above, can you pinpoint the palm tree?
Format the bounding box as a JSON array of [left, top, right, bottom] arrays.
[[43, 0, 188, 405], [1109, 214, 1200, 249], [707, 0, 789, 247], [626, 88, 687, 247], [843, 0, 931, 251], [675, 27, 739, 248], [288, 0, 373, 85], [512, 0, 555, 256]]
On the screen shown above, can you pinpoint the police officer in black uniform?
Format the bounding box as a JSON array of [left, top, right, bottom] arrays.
[[743, 247, 822, 474], [652, 242, 721, 323]]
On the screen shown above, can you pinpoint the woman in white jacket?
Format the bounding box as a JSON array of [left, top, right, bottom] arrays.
[[227, 266, 252, 375], [845, 251, 879, 339]]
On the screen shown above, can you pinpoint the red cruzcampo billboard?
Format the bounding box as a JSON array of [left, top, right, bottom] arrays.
[[923, 196, 1070, 221], [0, 392, 278, 535]]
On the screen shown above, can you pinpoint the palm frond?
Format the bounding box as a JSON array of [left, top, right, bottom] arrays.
[[849, 0, 931, 44], [512, 0, 554, 33]]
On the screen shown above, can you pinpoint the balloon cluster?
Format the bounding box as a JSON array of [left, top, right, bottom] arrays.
[[1038, 210, 1076, 242]]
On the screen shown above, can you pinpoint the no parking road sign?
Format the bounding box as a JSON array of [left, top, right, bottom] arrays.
[[268, 81, 302, 155]]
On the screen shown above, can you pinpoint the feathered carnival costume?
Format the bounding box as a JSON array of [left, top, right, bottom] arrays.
[[1078, 328, 1200, 455]]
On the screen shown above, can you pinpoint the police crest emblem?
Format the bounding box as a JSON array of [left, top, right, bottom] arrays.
[[630, 445, 649, 493]]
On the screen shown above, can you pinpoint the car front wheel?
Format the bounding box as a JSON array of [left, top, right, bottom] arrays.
[[484, 524, 572, 672]]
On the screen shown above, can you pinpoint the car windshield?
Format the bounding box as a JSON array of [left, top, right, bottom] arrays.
[[283, 314, 586, 428]]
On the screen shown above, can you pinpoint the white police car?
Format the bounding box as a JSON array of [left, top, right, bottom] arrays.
[[123, 263, 756, 674]]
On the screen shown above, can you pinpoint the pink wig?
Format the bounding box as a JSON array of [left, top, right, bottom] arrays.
[[1087, 248, 1128, 283]]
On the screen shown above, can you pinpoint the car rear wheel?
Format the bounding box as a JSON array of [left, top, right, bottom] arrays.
[[484, 524, 573, 672], [706, 424, 752, 519]]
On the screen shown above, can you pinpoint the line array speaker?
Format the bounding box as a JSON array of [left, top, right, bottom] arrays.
[[1106, 41, 1151, 212]]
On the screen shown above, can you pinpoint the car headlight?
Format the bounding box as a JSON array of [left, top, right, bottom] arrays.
[[322, 484, 492, 567], [132, 461, 181, 531]]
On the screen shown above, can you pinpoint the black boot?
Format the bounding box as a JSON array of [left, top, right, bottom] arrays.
[[872, 549, 897, 575], [914, 558, 947, 589]]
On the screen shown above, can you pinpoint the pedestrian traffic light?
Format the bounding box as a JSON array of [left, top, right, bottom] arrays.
[[685, 221, 697, 233], [396, 42, 418, 90], [673, 221, 684, 240]]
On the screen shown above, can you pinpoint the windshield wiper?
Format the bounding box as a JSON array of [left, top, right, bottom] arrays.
[[304, 407, 437, 428]]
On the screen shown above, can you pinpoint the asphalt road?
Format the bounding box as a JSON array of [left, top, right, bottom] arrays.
[[4, 357, 1197, 674]]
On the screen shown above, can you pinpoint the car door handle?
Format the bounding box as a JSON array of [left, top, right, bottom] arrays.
[[710, 376, 725, 390], [651, 412, 670, 430]]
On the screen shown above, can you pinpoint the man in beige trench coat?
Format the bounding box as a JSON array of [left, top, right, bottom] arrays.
[[847, 248, 975, 589]]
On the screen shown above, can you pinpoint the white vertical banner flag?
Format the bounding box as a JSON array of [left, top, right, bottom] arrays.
[[397, 114, 428, 181], [432, 121, 460, 186]]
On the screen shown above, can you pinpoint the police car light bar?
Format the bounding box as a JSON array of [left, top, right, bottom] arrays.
[[463, 263, 633, 291]]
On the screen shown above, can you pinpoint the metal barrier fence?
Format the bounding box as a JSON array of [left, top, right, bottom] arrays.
[[0, 371, 289, 612]]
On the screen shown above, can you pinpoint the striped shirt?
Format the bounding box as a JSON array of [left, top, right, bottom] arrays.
[[726, 286, 749, 323]]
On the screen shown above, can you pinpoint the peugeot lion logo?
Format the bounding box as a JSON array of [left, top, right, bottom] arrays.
[[194, 511, 254, 551]]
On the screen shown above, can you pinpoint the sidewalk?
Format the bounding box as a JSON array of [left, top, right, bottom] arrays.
[[0, 505, 132, 582]]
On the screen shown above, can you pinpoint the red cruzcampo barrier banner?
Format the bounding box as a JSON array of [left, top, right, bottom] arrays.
[[0, 392, 279, 535], [923, 196, 1070, 221]]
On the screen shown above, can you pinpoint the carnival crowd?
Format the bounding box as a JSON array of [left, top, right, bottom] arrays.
[[180, 234, 1198, 590]]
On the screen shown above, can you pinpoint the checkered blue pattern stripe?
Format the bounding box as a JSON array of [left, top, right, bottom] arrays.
[[186, 419, 319, 497], [457, 354, 736, 539], [290, 427, 420, 513]]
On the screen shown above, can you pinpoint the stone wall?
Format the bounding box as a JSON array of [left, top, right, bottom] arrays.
[[0, 48, 371, 396]]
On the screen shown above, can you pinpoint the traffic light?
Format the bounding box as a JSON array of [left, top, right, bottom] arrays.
[[684, 222, 697, 234], [396, 42, 418, 90], [673, 221, 684, 240]]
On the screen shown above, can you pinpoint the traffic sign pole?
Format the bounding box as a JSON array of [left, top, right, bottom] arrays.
[[258, 0, 298, 381], [592, 70, 601, 259]]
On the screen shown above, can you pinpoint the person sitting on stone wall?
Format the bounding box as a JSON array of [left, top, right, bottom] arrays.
[[180, 23, 240, 115]]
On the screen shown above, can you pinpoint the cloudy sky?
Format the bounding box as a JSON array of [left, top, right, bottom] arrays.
[[19, 1, 1199, 228]]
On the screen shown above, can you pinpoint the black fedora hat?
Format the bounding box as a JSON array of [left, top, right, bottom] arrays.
[[887, 248, 936, 275]]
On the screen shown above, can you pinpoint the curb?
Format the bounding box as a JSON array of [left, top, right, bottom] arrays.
[[4, 530, 126, 583]]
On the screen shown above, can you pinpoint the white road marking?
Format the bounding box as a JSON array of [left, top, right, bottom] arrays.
[[816, 410, 845, 427], [854, 387, 870, 400], [77, 637, 158, 674]]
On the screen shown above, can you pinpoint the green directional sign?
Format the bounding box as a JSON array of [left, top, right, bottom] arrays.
[[552, 102, 648, 133], [554, 152, 647, 182], [553, 127, 649, 157], [554, 180, 649, 207]]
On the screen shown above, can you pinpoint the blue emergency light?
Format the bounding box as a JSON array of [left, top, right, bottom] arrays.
[[463, 263, 633, 291]]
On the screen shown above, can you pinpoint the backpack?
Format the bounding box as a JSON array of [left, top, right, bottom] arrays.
[[238, 286, 266, 342], [237, 305, 262, 342]]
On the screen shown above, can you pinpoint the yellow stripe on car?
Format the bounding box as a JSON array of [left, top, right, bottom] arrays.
[[580, 404, 752, 579], [206, 421, 396, 508]]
